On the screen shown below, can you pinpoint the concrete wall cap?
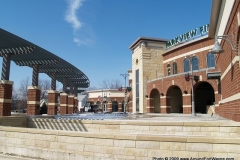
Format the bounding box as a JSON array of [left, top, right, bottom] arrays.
[[28, 86, 41, 90], [48, 90, 59, 93], [0, 80, 14, 85], [60, 93, 68, 96]]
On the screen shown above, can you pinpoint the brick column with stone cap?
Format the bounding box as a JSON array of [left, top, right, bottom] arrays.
[[118, 102, 122, 112], [60, 92, 68, 115], [47, 90, 59, 115], [27, 86, 41, 115], [146, 98, 154, 113], [68, 95, 74, 114], [160, 96, 171, 113], [0, 80, 13, 116], [183, 94, 192, 114], [107, 102, 112, 112]]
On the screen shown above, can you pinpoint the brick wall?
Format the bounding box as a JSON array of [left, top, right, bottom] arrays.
[[0, 80, 13, 116], [27, 86, 40, 115]]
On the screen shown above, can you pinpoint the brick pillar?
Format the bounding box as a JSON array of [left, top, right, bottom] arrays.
[[27, 86, 41, 115], [74, 97, 78, 113], [160, 96, 171, 113], [60, 93, 68, 115], [182, 94, 191, 114], [107, 102, 112, 112], [68, 95, 74, 114], [0, 80, 13, 116], [47, 90, 58, 115], [118, 103, 122, 112], [146, 98, 154, 113]]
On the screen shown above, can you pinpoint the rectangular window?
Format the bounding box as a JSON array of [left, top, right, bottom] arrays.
[[135, 69, 139, 112]]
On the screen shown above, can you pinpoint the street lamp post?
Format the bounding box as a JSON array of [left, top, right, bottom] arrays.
[[188, 56, 196, 116], [120, 73, 129, 113]]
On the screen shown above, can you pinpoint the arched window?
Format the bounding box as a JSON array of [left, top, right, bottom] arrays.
[[207, 53, 215, 68], [192, 56, 199, 71], [172, 62, 177, 74], [167, 64, 171, 76], [184, 58, 190, 72]]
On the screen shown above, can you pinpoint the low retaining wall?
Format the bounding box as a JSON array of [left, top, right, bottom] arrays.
[[28, 117, 240, 137], [0, 126, 239, 160], [0, 116, 27, 127]]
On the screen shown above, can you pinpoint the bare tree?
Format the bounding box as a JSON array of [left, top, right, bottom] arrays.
[[16, 77, 30, 110], [18, 77, 30, 101], [12, 86, 20, 110], [39, 79, 51, 99], [100, 79, 122, 89]]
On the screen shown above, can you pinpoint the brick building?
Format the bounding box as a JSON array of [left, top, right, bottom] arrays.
[[129, 0, 240, 121], [87, 89, 128, 112]]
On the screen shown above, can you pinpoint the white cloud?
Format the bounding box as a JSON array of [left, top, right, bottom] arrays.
[[65, 0, 84, 31], [65, 0, 94, 46], [73, 38, 81, 46], [74, 37, 93, 46]]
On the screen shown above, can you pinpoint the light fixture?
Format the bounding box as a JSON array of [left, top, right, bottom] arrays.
[[211, 34, 234, 54]]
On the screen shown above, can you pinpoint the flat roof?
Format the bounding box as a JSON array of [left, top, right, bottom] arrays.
[[129, 36, 169, 50]]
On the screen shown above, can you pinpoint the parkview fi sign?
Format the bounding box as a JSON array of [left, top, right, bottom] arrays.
[[166, 24, 209, 49]]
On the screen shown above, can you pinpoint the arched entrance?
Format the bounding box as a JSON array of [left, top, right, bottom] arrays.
[[150, 89, 160, 113], [195, 82, 215, 113], [168, 86, 183, 113], [112, 101, 118, 112]]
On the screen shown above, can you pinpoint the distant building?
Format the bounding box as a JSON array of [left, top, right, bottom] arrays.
[[87, 89, 127, 112]]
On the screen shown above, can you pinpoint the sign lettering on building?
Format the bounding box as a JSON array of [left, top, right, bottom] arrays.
[[166, 24, 209, 49]]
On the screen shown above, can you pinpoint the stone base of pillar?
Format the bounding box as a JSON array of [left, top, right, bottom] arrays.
[[27, 104, 40, 115], [60, 106, 68, 115], [118, 103, 122, 112], [27, 86, 41, 115], [68, 106, 74, 114], [48, 105, 58, 115], [183, 106, 191, 114], [161, 106, 171, 113], [0, 103, 11, 116], [107, 102, 112, 112], [0, 80, 13, 116], [146, 106, 154, 113]]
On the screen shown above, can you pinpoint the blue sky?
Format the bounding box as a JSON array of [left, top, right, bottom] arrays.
[[0, 0, 211, 89]]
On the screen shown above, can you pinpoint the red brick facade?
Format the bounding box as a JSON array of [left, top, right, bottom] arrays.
[[68, 95, 74, 114], [216, 0, 240, 121], [60, 93, 68, 115], [27, 86, 40, 115], [0, 80, 13, 116], [144, 0, 240, 121], [47, 90, 58, 115]]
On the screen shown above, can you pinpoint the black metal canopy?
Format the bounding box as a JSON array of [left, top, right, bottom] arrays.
[[0, 28, 90, 89]]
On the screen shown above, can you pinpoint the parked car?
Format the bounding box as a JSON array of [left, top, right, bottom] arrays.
[[88, 105, 102, 113]]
